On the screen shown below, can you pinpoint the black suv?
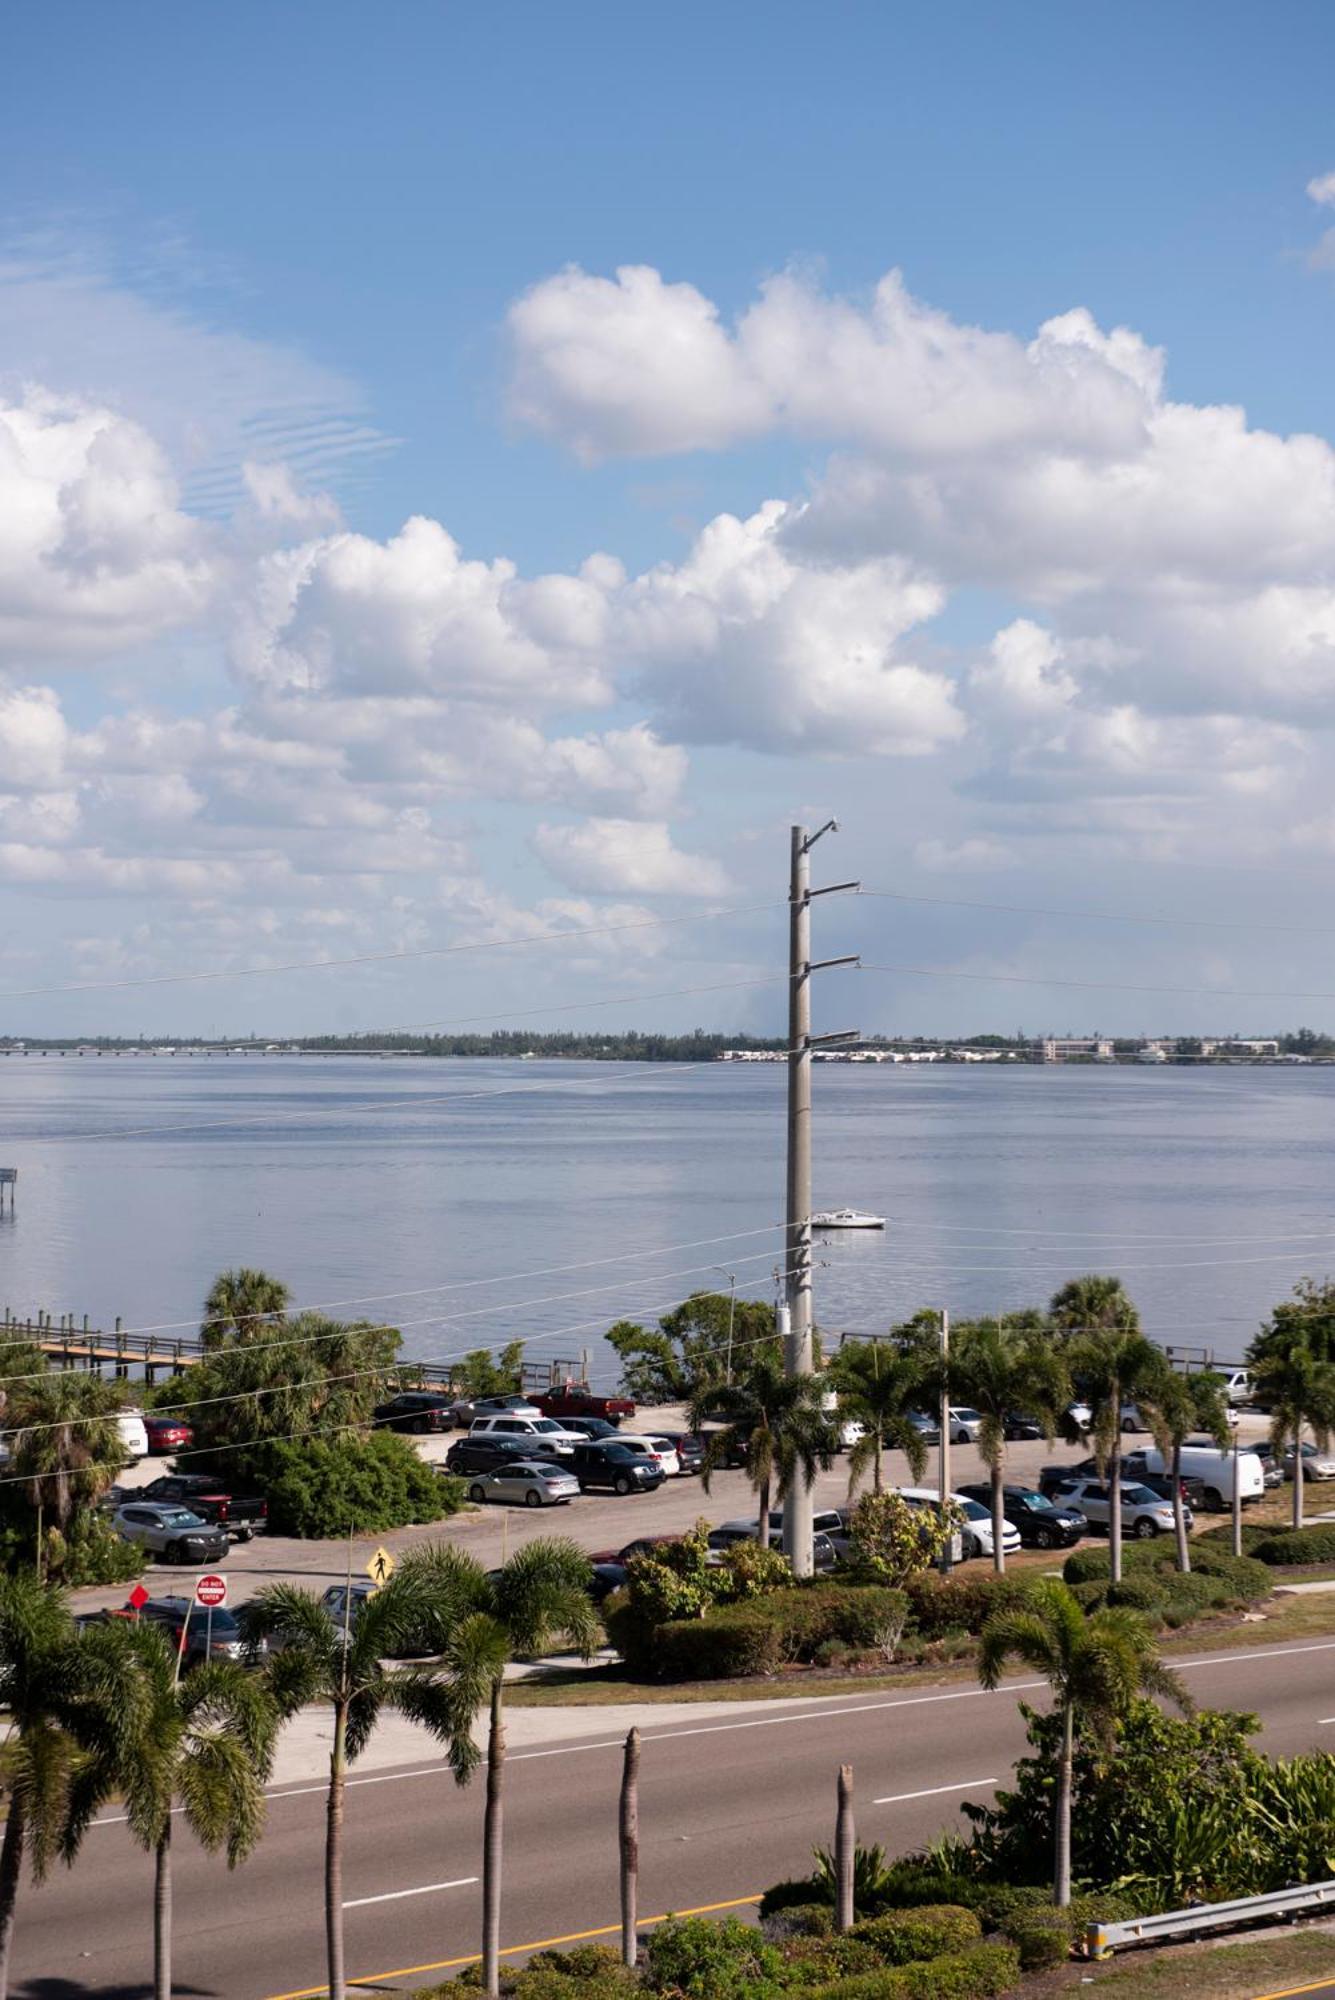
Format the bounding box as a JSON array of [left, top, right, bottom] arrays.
[[956, 1482, 1085, 1550], [373, 1392, 455, 1435], [445, 1435, 562, 1477], [568, 1441, 666, 1495]]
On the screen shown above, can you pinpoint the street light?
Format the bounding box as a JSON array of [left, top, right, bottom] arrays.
[[712, 1268, 737, 1383]]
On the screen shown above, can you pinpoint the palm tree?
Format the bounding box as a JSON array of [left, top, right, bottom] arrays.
[[948, 1320, 1069, 1573], [978, 1577, 1190, 1906], [201, 1267, 291, 1348], [691, 1351, 837, 1542], [69, 1620, 277, 2000], [1148, 1369, 1230, 1572], [0, 1577, 110, 2000], [1254, 1339, 1335, 1530], [397, 1539, 601, 1999], [827, 1338, 931, 1496], [1051, 1276, 1157, 1584], [475, 1542, 600, 1998], [7, 1374, 127, 1542], [241, 1564, 493, 2000]]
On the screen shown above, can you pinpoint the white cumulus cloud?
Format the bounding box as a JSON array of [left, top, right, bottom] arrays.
[[532, 818, 730, 896]]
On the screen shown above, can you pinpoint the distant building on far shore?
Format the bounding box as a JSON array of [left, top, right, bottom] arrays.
[[1041, 1037, 1115, 1063]]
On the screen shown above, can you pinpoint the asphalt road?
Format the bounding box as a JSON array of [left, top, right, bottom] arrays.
[[15, 1634, 1335, 2000]]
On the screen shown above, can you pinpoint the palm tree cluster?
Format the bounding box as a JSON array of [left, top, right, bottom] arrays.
[[0, 1538, 596, 2000], [1248, 1281, 1335, 1530], [819, 1276, 1237, 1585]]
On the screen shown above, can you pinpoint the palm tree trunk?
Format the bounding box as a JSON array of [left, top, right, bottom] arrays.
[[873, 1434, 883, 1494], [482, 1676, 506, 1998], [325, 1701, 347, 2000], [757, 1469, 771, 1547], [619, 1728, 639, 1969], [1172, 1439, 1190, 1574], [0, 1795, 25, 2000], [1108, 1432, 1123, 1585], [154, 1822, 172, 2000], [1054, 1701, 1074, 1910], [1294, 1427, 1305, 1531], [990, 1460, 1006, 1576]]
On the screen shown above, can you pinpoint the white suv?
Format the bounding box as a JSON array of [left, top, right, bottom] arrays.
[[469, 1413, 584, 1456]]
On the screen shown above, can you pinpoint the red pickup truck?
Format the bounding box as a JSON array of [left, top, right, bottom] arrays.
[[534, 1383, 636, 1424]]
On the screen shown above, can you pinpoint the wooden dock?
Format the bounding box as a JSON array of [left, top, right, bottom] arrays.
[[6, 1307, 586, 1394], [0, 1168, 15, 1213]]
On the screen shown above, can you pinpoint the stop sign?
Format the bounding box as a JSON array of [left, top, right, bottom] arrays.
[[195, 1573, 228, 1609]]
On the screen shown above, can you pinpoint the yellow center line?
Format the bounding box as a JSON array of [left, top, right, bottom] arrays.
[[1251, 1982, 1335, 2000], [261, 1893, 763, 1999]]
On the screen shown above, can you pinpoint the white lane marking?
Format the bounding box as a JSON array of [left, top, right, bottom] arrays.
[[873, 1779, 996, 1805], [343, 1876, 476, 1908], [90, 1634, 1335, 1826]]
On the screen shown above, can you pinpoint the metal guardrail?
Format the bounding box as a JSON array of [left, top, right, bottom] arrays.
[[1087, 1877, 1335, 1957]]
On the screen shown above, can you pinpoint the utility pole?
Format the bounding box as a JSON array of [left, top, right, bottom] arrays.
[[781, 822, 859, 1578], [938, 1308, 953, 1574]]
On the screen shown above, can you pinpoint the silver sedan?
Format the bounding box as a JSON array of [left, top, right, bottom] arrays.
[[466, 1460, 581, 1508]]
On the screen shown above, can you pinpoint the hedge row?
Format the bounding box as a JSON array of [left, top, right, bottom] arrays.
[[1062, 1540, 1272, 1599], [618, 1586, 912, 1682], [808, 1943, 1020, 1998], [1250, 1524, 1335, 1566]]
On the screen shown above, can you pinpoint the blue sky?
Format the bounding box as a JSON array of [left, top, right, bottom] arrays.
[[4, 3, 1335, 1038]]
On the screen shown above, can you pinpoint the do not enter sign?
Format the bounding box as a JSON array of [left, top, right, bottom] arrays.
[[195, 1573, 228, 1609]]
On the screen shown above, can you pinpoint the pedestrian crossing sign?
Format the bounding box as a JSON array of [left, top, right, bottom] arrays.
[[366, 1546, 396, 1586]]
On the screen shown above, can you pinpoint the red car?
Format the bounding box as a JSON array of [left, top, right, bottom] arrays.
[[535, 1384, 636, 1424], [144, 1416, 195, 1454]]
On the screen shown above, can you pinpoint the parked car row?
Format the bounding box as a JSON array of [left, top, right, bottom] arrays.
[[372, 1384, 639, 1435]]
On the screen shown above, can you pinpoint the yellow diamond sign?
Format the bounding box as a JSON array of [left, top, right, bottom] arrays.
[[366, 1546, 396, 1587]]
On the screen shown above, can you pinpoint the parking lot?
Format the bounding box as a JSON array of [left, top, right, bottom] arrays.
[[80, 1404, 1283, 1614]]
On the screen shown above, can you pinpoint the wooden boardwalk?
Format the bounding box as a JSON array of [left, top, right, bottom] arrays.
[[6, 1309, 582, 1394]]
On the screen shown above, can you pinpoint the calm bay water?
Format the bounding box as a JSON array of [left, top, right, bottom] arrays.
[[2, 1055, 1334, 1378]]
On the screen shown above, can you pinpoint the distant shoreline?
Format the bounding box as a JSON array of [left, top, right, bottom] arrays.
[[2, 1037, 1332, 1068]]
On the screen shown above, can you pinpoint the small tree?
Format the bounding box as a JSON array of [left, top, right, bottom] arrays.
[[201, 1267, 291, 1348], [978, 1577, 1189, 1906], [242, 1564, 495, 2000], [1254, 1339, 1335, 1530], [452, 1341, 525, 1399], [608, 1292, 782, 1404], [691, 1353, 836, 1543], [947, 1318, 1067, 1573], [1051, 1276, 1156, 1584], [0, 1578, 119, 2000], [848, 1490, 959, 1586], [827, 1337, 931, 1496], [1149, 1369, 1230, 1571], [71, 1621, 277, 2000]]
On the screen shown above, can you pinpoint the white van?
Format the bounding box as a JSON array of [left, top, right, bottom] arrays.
[[1127, 1442, 1263, 1511], [469, 1413, 584, 1456], [116, 1410, 149, 1459]]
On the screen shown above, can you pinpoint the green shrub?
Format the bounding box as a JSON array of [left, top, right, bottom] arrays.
[[1252, 1525, 1335, 1566], [642, 1914, 785, 1996], [762, 1902, 835, 1939], [829, 1588, 910, 1656], [781, 1934, 884, 1983], [236, 1433, 463, 1538], [40, 1510, 144, 1586], [1063, 1540, 1271, 1605], [851, 1905, 982, 1965], [760, 1879, 831, 1919], [1000, 1894, 1142, 1971], [654, 1608, 784, 1680], [810, 1942, 1021, 1999], [1104, 1574, 1162, 1611], [903, 1574, 1033, 1640], [512, 1943, 637, 1999]]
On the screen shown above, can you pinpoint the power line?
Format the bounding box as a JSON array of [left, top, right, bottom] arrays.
[[858, 887, 1335, 940], [859, 962, 1335, 1004], [0, 900, 785, 1000], [1, 1222, 787, 1346], [13, 1052, 733, 1146]]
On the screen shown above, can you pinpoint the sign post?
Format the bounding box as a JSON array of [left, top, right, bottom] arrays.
[[195, 1573, 228, 1665]]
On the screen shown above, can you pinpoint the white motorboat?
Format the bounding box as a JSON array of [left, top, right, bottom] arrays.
[[810, 1208, 885, 1230]]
